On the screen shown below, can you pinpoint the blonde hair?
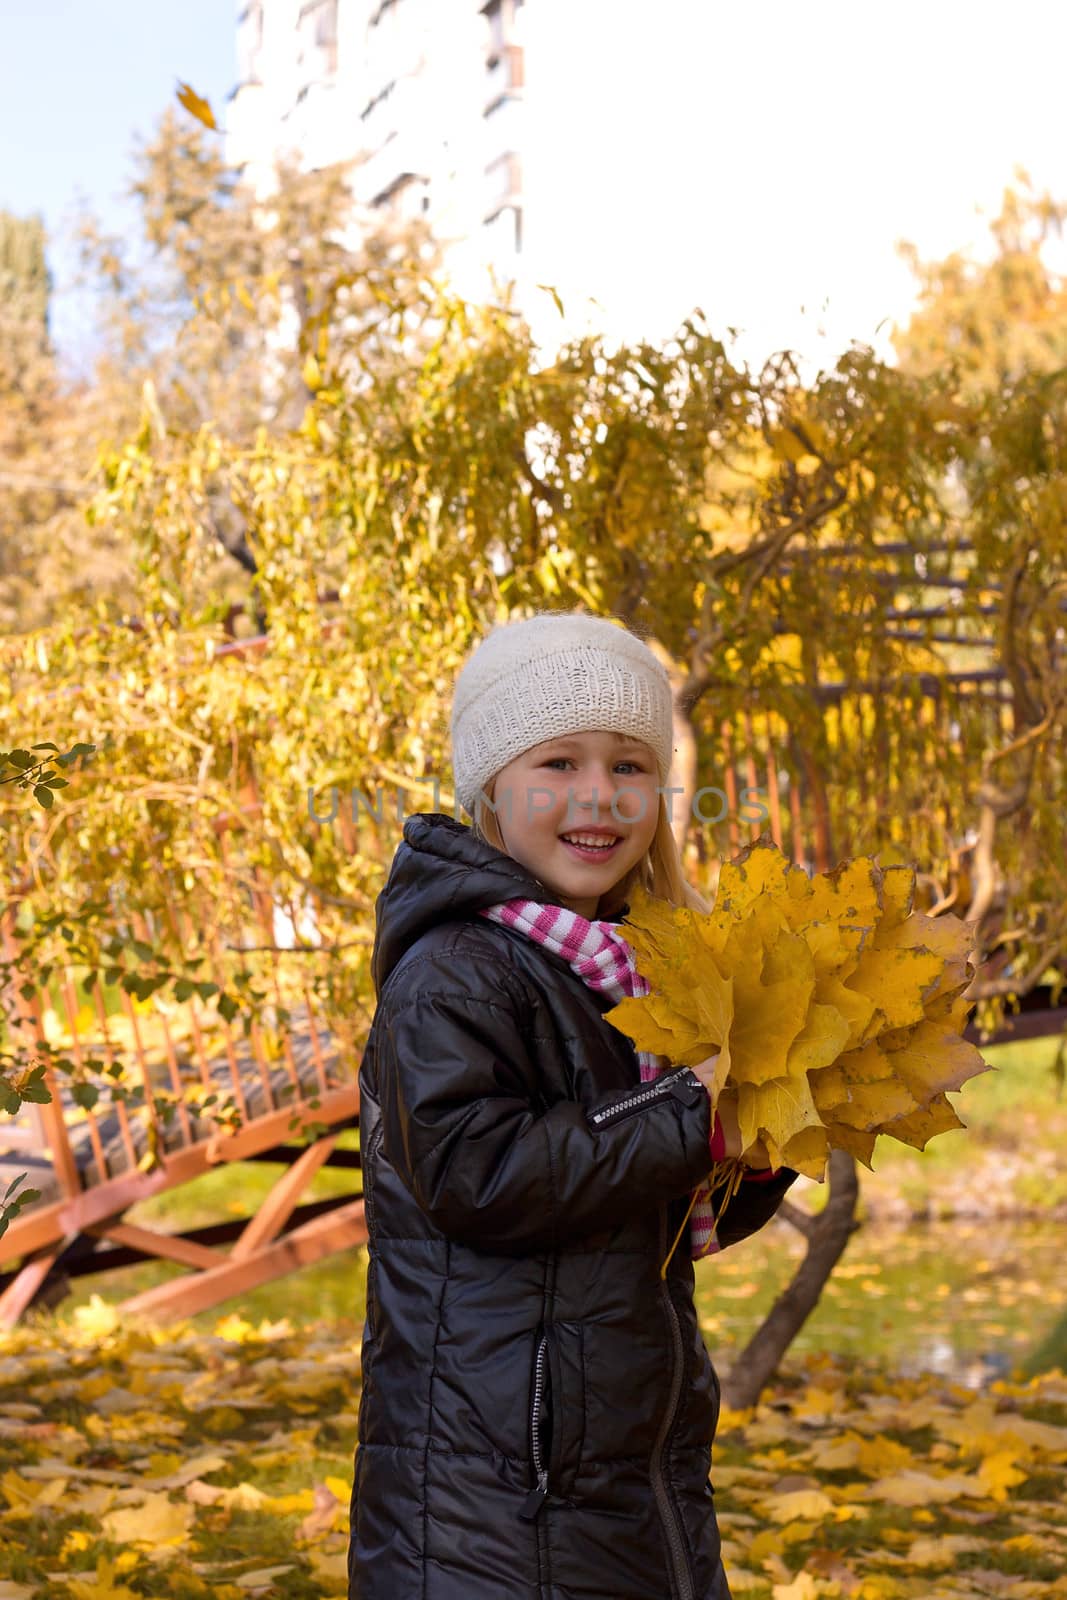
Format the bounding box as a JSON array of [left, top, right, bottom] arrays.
[[471, 781, 711, 918]]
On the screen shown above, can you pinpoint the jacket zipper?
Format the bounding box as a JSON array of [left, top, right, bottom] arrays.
[[649, 1204, 695, 1600], [518, 1330, 550, 1521], [361, 1119, 383, 1237], [588, 1070, 692, 1128]]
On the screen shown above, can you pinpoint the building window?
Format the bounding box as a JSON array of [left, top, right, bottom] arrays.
[[482, 0, 524, 63], [298, 0, 339, 77], [485, 150, 521, 211], [484, 203, 522, 257], [484, 43, 524, 113], [237, 0, 264, 81], [361, 79, 397, 121], [371, 171, 429, 221], [484, 91, 523, 147]]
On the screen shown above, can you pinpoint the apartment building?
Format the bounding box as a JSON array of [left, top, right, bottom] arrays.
[[228, 0, 527, 305]]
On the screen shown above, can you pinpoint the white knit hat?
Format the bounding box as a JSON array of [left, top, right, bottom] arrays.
[[449, 611, 675, 819]]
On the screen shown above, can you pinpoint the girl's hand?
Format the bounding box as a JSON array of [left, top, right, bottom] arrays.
[[715, 1089, 773, 1169], [690, 1056, 773, 1169]]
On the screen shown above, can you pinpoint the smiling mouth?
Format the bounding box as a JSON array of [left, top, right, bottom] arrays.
[[559, 833, 624, 858]]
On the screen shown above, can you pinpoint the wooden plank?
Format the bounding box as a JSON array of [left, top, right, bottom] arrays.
[[0, 1084, 360, 1265], [87, 1221, 227, 1272], [3, 1141, 213, 1262], [39, 1068, 83, 1202], [201, 1085, 360, 1164], [117, 1197, 368, 1322], [230, 1136, 337, 1261], [964, 1005, 1067, 1049], [32, 1194, 359, 1281], [0, 928, 82, 1201], [62, 972, 113, 1179], [89, 981, 140, 1173], [0, 1247, 64, 1327]]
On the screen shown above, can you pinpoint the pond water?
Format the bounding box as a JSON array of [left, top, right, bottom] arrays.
[[44, 1211, 1064, 1384], [693, 1215, 1063, 1386]]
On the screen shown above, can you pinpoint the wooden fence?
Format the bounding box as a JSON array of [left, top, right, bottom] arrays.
[[1, 636, 1063, 1325]]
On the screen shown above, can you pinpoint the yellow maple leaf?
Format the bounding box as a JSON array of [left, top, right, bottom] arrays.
[[67, 1559, 142, 1600], [175, 81, 218, 131], [977, 1449, 1029, 1500], [309, 1548, 350, 1583], [771, 1573, 824, 1600], [854, 1433, 917, 1476], [845, 943, 946, 1035], [882, 1022, 989, 1102], [778, 1124, 830, 1177], [861, 1468, 987, 1505], [740, 1073, 823, 1166], [101, 1489, 193, 1546], [902, 1533, 989, 1566], [872, 1091, 966, 1150], [762, 1486, 837, 1522], [186, 1477, 269, 1511], [808, 1432, 862, 1470], [71, 1294, 120, 1342], [605, 837, 991, 1190]]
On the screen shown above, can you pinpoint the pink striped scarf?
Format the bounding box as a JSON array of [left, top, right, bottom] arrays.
[[477, 898, 721, 1260]]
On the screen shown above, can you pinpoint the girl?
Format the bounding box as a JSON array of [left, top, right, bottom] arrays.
[[348, 610, 796, 1600]]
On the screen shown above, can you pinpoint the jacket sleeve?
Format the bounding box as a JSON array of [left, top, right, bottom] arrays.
[[374, 962, 716, 1253]]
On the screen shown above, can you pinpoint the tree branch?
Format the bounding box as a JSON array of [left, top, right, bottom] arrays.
[[722, 1150, 861, 1410]]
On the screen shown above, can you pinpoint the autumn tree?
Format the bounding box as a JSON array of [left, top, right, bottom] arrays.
[[892, 178, 1067, 987], [893, 171, 1067, 395], [0, 211, 68, 624], [6, 115, 1067, 1384], [0, 106, 441, 633]]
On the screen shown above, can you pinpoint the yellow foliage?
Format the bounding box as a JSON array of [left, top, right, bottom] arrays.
[[978, 1449, 1029, 1500], [605, 836, 991, 1179], [0, 1298, 1061, 1598], [70, 1295, 121, 1343], [101, 1492, 195, 1548], [761, 1487, 837, 1522], [771, 1573, 831, 1600], [66, 1558, 145, 1600]]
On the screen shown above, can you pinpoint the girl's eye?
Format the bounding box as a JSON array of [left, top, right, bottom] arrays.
[[544, 759, 644, 774]]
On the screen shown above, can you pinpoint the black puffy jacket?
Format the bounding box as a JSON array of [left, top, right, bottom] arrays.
[[348, 812, 797, 1600]]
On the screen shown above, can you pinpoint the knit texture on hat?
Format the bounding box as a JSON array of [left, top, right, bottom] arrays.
[[450, 612, 674, 819]]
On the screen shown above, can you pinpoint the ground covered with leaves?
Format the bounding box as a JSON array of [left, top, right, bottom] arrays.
[[1, 1298, 1065, 1600]]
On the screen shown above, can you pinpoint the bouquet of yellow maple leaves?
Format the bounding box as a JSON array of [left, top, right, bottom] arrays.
[[604, 835, 992, 1183]]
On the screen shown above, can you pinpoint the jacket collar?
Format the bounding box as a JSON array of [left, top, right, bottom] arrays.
[[372, 811, 630, 997]]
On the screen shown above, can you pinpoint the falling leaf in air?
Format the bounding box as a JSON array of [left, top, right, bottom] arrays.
[[176, 81, 218, 131]]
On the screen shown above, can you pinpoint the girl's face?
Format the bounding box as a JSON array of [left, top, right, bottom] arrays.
[[489, 728, 662, 919]]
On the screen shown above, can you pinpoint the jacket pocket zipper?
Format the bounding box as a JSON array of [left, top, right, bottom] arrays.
[[588, 1068, 699, 1130], [361, 1118, 383, 1237], [518, 1330, 550, 1521]]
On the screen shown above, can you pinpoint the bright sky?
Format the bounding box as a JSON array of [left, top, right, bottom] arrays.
[[522, 0, 1067, 373], [0, 0, 235, 367], [2, 0, 1066, 376]]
